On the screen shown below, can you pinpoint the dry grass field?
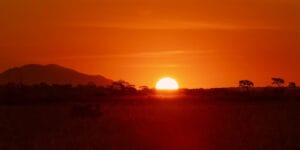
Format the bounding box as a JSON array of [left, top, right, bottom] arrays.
[[0, 95, 299, 150]]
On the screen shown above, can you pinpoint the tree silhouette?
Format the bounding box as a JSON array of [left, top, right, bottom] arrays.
[[111, 80, 127, 91], [272, 78, 285, 87], [139, 85, 149, 90], [288, 82, 296, 88], [239, 80, 254, 91], [111, 80, 136, 93], [139, 85, 151, 94]]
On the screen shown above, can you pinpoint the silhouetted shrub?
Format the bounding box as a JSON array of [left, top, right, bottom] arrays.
[[71, 104, 102, 118], [288, 82, 296, 89]]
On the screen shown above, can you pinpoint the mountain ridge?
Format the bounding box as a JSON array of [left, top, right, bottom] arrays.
[[0, 64, 113, 86]]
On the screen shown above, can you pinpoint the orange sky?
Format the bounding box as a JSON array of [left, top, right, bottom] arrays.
[[0, 0, 299, 88]]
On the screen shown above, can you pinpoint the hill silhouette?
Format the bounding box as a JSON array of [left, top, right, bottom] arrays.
[[0, 64, 113, 86]]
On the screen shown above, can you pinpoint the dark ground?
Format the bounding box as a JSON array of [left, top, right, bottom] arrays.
[[0, 95, 299, 150]]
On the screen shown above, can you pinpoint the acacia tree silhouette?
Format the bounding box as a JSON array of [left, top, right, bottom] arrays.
[[239, 80, 254, 91], [272, 78, 285, 87], [111, 80, 136, 93]]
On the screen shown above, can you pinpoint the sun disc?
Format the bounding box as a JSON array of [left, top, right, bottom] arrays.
[[155, 77, 179, 90]]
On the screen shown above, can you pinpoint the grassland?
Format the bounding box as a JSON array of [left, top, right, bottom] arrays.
[[0, 94, 299, 150]]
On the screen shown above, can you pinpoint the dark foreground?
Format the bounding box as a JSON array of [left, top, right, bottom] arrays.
[[0, 96, 299, 150]]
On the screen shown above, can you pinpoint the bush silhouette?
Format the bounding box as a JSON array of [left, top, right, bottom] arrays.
[[288, 82, 296, 88], [71, 104, 102, 118]]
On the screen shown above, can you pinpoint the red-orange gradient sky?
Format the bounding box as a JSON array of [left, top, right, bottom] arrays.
[[0, 0, 299, 88]]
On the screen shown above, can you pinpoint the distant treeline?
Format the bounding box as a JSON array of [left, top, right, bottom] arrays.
[[183, 87, 300, 101], [0, 80, 151, 104], [0, 79, 299, 105]]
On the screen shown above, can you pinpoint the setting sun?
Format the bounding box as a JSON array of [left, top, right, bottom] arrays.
[[155, 77, 179, 90]]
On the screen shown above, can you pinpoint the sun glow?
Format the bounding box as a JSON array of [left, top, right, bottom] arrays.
[[155, 77, 179, 90]]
